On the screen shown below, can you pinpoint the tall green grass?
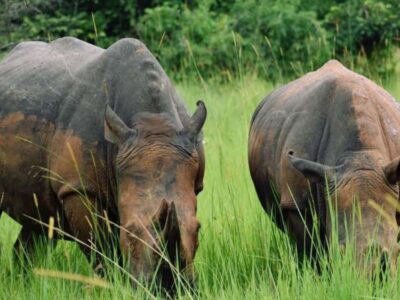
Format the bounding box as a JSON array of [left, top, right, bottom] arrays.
[[0, 74, 400, 299]]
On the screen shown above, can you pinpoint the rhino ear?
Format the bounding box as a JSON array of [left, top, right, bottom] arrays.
[[186, 100, 207, 141], [288, 152, 336, 184], [104, 105, 132, 145], [383, 157, 400, 185]]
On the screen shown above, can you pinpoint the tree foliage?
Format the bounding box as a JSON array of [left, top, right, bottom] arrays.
[[0, 0, 399, 81]]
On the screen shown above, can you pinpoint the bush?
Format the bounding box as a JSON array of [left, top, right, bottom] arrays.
[[230, 0, 332, 80], [136, 0, 399, 81], [323, 0, 400, 79], [325, 0, 400, 55], [12, 12, 108, 44], [0, 0, 399, 81], [0, 0, 136, 48], [136, 2, 235, 80]]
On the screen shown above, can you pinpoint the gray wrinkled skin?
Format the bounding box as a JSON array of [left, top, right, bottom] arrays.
[[249, 60, 400, 273], [0, 37, 206, 290]]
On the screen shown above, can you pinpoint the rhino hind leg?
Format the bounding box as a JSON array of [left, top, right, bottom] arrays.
[[61, 193, 111, 275]]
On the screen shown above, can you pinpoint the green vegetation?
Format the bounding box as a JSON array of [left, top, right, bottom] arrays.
[[0, 77, 399, 299], [1, 0, 399, 81]]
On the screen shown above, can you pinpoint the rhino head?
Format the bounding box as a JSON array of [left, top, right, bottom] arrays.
[[104, 101, 206, 290], [289, 151, 400, 275]]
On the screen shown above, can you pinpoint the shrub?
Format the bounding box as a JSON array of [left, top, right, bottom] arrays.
[[324, 0, 400, 55], [230, 0, 332, 80], [136, 2, 235, 80], [0, 0, 136, 48], [0, 0, 399, 81], [323, 0, 400, 79]]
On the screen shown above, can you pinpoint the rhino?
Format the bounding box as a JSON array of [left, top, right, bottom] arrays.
[[0, 37, 206, 289], [249, 60, 400, 272]]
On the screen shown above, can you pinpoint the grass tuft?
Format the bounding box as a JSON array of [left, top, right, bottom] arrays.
[[0, 75, 399, 299]]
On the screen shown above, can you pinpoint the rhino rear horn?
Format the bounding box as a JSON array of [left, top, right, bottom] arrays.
[[104, 105, 134, 145], [186, 101, 207, 141], [288, 152, 337, 184]]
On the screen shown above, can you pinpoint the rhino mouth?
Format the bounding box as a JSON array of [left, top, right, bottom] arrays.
[[157, 261, 186, 292], [125, 199, 195, 292], [130, 255, 193, 293]]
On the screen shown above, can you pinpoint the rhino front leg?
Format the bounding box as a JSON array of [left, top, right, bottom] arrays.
[[62, 193, 109, 274]]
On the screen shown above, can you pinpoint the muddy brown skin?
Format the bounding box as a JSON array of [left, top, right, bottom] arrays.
[[249, 60, 400, 272], [0, 37, 206, 289]]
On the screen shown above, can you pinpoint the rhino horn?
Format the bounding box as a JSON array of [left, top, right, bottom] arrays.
[[152, 200, 181, 258]]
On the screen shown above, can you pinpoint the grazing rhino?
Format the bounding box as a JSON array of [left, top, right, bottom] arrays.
[[249, 60, 400, 272], [0, 37, 206, 289]]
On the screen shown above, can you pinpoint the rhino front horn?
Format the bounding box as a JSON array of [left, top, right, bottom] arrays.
[[153, 200, 180, 239], [152, 200, 181, 258]]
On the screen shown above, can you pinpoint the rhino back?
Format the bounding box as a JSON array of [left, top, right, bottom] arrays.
[[0, 37, 188, 144], [251, 65, 356, 185], [0, 37, 104, 121], [55, 38, 189, 144]]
